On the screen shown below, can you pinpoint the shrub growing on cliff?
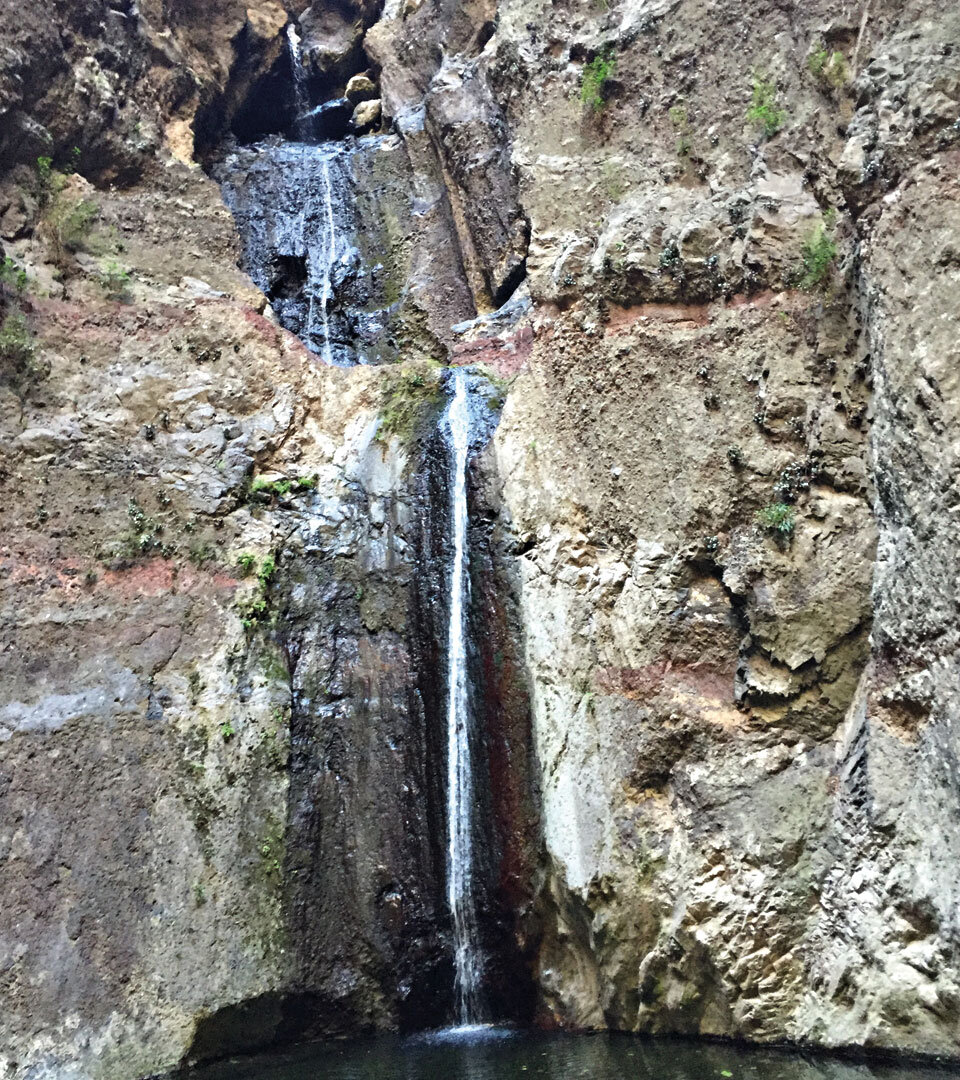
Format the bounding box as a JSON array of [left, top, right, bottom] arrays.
[[98, 259, 131, 302], [669, 104, 692, 157], [0, 312, 37, 379], [747, 75, 786, 137], [48, 195, 99, 265], [0, 257, 28, 295], [808, 44, 848, 89], [798, 215, 838, 290], [581, 51, 616, 112], [248, 474, 318, 501], [35, 156, 54, 206], [235, 553, 278, 632]]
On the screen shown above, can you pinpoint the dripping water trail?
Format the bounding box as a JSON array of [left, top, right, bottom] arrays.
[[318, 157, 337, 366], [286, 24, 311, 140], [444, 369, 485, 1026]]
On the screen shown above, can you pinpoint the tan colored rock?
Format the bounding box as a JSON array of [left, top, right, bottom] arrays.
[[245, 2, 288, 41], [345, 72, 377, 102], [350, 98, 381, 132]]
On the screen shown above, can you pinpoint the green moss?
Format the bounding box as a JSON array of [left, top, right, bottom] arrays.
[[257, 822, 285, 882], [376, 365, 444, 444], [259, 643, 288, 683], [669, 103, 692, 157]]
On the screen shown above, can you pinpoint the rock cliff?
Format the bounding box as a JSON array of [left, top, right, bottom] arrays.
[[1, 0, 959, 1076]]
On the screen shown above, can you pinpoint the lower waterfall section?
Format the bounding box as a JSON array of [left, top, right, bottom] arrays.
[[443, 370, 486, 1025], [412, 370, 541, 1028]]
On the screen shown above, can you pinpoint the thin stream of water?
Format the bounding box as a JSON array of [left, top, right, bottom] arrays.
[[444, 370, 485, 1025], [285, 24, 311, 140], [318, 158, 337, 365]]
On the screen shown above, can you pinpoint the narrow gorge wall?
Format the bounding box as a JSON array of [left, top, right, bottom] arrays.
[[1, 0, 959, 1076]]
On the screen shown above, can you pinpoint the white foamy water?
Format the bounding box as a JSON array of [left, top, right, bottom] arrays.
[[444, 369, 485, 1025]]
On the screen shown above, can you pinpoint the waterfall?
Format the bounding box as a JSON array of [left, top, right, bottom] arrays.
[[444, 369, 485, 1026], [318, 158, 337, 365], [217, 141, 371, 366], [286, 24, 312, 140]]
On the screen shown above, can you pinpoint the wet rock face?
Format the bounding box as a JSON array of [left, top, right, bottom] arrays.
[[216, 138, 394, 366], [409, 377, 540, 1024]]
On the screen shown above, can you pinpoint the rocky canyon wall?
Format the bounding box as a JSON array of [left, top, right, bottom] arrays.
[[0, 0, 959, 1076]]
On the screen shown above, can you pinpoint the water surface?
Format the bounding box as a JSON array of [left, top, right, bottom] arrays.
[[185, 1028, 959, 1080]]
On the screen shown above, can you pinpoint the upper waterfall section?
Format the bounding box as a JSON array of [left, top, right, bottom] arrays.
[[217, 137, 397, 367]]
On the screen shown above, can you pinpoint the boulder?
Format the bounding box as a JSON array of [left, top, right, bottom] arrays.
[[350, 98, 381, 133], [298, 5, 363, 78], [345, 73, 377, 103]]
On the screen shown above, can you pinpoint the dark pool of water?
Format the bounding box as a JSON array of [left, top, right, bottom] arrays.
[[184, 1026, 958, 1080]]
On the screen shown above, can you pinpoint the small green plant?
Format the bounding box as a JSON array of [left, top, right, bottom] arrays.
[[193, 882, 207, 906], [35, 156, 53, 205], [235, 552, 256, 577], [581, 50, 616, 112], [0, 257, 28, 295], [798, 214, 838, 290], [757, 502, 795, 537], [187, 542, 215, 567], [0, 312, 36, 373], [726, 444, 744, 469], [220, 721, 236, 741], [67, 146, 82, 174], [235, 552, 278, 631], [774, 459, 813, 502], [127, 498, 165, 555], [48, 194, 99, 265], [248, 474, 318, 500], [257, 554, 276, 588], [669, 103, 692, 157], [659, 241, 681, 276], [746, 74, 786, 137], [98, 259, 131, 301], [236, 593, 268, 629], [808, 44, 848, 89]]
